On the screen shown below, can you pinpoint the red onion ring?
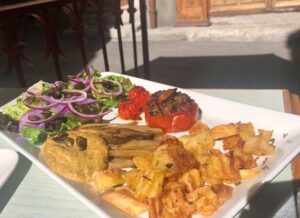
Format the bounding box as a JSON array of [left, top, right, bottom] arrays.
[[18, 120, 46, 133], [68, 76, 89, 84], [50, 89, 87, 104], [90, 78, 123, 96], [19, 104, 67, 132], [83, 83, 91, 92], [22, 94, 57, 109], [54, 81, 67, 87], [67, 101, 111, 120], [84, 64, 92, 81], [20, 104, 66, 124]]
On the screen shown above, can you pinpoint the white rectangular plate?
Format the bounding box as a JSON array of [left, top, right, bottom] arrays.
[[1, 73, 300, 218]]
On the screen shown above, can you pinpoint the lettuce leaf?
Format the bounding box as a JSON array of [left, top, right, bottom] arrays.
[[47, 114, 85, 136], [3, 98, 29, 121], [22, 125, 47, 145]]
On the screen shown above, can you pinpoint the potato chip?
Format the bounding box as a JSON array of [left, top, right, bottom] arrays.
[[180, 131, 214, 163], [179, 169, 204, 192], [92, 168, 125, 192], [243, 136, 275, 156], [238, 122, 255, 141], [210, 123, 239, 140], [133, 154, 153, 170], [160, 181, 194, 218], [231, 148, 257, 169], [200, 149, 241, 184], [125, 169, 165, 201], [223, 135, 244, 150], [187, 186, 219, 217], [189, 121, 210, 136], [258, 129, 273, 142], [211, 183, 233, 206], [100, 120, 277, 218]]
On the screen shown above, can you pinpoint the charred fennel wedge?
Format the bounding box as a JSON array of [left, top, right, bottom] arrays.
[[77, 123, 164, 168]]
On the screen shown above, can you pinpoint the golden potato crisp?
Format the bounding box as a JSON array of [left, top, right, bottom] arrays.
[[238, 122, 255, 141], [243, 136, 275, 156], [180, 131, 214, 164], [92, 168, 125, 192], [189, 121, 210, 136], [211, 184, 233, 206], [200, 149, 241, 184], [223, 135, 244, 150], [210, 123, 239, 140]]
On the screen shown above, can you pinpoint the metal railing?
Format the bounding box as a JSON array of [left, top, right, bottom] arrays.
[[0, 0, 150, 87]]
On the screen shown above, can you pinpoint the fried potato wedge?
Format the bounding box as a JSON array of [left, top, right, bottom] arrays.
[[102, 189, 148, 217], [210, 123, 239, 140]]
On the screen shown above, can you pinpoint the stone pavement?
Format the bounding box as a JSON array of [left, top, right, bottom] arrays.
[[109, 12, 300, 42]]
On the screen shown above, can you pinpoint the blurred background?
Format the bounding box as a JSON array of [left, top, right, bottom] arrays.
[[1, 0, 300, 94]]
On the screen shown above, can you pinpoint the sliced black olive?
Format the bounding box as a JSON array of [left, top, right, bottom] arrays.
[[7, 121, 19, 133], [165, 163, 173, 168], [28, 115, 41, 121], [52, 91, 63, 99], [76, 136, 87, 151], [53, 133, 74, 148], [41, 110, 52, 119], [0, 113, 10, 128], [103, 81, 114, 90]]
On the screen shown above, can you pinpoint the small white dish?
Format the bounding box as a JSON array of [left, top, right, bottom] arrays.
[[0, 149, 18, 188]]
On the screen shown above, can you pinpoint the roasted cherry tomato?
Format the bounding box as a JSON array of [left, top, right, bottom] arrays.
[[145, 89, 201, 133], [118, 99, 141, 120], [118, 86, 151, 120], [128, 86, 151, 111]]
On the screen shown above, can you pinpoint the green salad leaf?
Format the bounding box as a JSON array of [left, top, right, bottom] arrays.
[[47, 114, 85, 136], [22, 125, 48, 145], [3, 98, 29, 121]]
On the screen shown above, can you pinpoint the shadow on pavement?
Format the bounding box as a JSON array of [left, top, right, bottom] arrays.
[[0, 153, 32, 213], [126, 54, 300, 95], [237, 180, 296, 218]]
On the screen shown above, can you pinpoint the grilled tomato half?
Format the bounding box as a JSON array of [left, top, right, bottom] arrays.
[[145, 89, 201, 133]]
